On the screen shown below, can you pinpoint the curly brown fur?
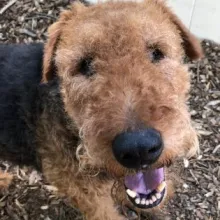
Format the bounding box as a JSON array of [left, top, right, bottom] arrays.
[[0, 0, 203, 219]]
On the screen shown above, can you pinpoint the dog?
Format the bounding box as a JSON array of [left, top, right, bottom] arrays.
[[0, 1, 203, 219]]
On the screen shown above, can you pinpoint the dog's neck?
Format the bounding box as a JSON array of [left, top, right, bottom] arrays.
[[34, 78, 79, 166], [36, 78, 77, 132]]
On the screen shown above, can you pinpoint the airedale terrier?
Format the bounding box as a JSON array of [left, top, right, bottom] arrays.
[[0, 0, 203, 219]]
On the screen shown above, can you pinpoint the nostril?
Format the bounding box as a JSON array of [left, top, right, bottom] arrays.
[[121, 153, 131, 160], [121, 152, 137, 161], [119, 152, 140, 169], [148, 146, 160, 154]]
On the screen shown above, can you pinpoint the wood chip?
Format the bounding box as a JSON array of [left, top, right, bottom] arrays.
[[0, 0, 17, 15]]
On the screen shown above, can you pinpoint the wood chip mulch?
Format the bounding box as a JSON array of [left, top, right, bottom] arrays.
[[0, 0, 219, 219]]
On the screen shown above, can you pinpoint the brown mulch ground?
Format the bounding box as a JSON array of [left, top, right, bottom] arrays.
[[0, 0, 219, 219]]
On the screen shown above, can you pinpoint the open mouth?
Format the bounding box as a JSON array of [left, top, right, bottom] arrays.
[[125, 167, 166, 209]]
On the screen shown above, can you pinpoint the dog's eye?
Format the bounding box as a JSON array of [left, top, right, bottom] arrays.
[[78, 57, 94, 77], [149, 48, 165, 63]]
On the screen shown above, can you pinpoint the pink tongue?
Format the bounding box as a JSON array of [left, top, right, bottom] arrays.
[[125, 168, 164, 195]]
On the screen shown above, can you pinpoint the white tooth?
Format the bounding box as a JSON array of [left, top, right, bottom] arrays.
[[135, 198, 140, 204], [152, 195, 157, 202], [145, 200, 149, 206], [156, 181, 166, 193], [126, 189, 137, 198], [141, 198, 146, 205], [156, 193, 162, 199]]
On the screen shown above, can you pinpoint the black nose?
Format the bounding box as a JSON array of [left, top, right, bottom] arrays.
[[112, 128, 163, 169]]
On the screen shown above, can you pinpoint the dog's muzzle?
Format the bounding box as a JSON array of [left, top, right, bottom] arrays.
[[112, 128, 166, 209]]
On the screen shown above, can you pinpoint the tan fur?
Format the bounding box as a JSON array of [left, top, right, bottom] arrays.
[[38, 1, 203, 219]]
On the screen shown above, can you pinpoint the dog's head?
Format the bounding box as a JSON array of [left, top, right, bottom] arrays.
[[42, 0, 202, 210]]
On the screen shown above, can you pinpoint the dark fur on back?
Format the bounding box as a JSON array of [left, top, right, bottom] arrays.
[[0, 43, 44, 168], [0, 43, 78, 170]]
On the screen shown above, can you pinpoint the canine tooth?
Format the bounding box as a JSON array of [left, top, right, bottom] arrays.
[[156, 193, 162, 199], [145, 200, 149, 206], [141, 198, 146, 205], [126, 189, 136, 198], [135, 198, 140, 204], [156, 181, 166, 193], [152, 195, 157, 202]]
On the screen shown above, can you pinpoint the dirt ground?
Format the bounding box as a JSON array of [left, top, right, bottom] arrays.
[[0, 0, 219, 220]]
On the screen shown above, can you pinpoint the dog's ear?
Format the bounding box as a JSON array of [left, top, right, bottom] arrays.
[[42, 20, 62, 82], [42, 3, 86, 82], [168, 10, 204, 60], [154, 0, 204, 60], [42, 10, 73, 83]]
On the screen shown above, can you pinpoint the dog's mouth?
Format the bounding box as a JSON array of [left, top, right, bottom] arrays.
[[125, 167, 166, 209]]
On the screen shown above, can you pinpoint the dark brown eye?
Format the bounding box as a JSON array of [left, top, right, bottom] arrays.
[[149, 48, 165, 63], [78, 57, 94, 77]]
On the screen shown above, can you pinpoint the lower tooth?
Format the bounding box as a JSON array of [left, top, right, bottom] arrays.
[[152, 195, 157, 202], [141, 199, 145, 205], [156, 193, 162, 199], [135, 198, 140, 204], [126, 189, 137, 198], [156, 181, 166, 193]]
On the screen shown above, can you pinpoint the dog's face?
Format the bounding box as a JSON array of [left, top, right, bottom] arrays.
[[42, 0, 202, 210]]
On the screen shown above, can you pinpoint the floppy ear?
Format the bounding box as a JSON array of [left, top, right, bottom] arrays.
[[168, 10, 204, 60], [42, 21, 62, 82], [42, 3, 83, 82], [156, 0, 204, 60]]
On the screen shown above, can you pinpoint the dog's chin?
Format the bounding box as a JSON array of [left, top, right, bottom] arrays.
[[124, 167, 166, 209]]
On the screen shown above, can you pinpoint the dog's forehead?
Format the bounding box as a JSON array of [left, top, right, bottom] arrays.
[[59, 2, 183, 58]]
